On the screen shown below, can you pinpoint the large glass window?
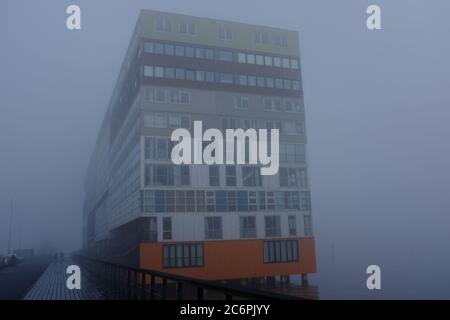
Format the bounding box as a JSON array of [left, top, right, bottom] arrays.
[[219, 73, 233, 84], [237, 53, 246, 63], [219, 50, 233, 62], [209, 166, 220, 186], [240, 216, 256, 238], [304, 215, 312, 236], [205, 217, 222, 239], [144, 112, 166, 128], [226, 166, 236, 186], [163, 217, 172, 240], [265, 216, 281, 237], [263, 240, 298, 263], [288, 215, 297, 236], [163, 243, 203, 268]]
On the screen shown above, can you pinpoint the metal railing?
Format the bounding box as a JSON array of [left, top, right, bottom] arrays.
[[76, 256, 302, 300]]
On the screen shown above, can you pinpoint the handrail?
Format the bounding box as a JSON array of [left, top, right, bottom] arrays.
[[76, 255, 302, 300]]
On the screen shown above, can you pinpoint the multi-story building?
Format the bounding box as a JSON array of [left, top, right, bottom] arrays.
[[83, 9, 316, 284]]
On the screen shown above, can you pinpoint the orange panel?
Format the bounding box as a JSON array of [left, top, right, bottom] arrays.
[[139, 237, 316, 280]]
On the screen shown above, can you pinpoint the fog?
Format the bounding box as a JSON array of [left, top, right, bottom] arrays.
[[1, 0, 449, 298]]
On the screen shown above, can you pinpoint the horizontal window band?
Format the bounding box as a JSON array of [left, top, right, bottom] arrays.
[[142, 78, 302, 98]]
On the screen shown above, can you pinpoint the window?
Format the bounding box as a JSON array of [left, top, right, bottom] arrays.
[[154, 43, 164, 54], [164, 67, 175, 79], [283, 79, 292, 90], [215, 191, 227, 212], [283, 121, 303, 135], [237, 191, 249, 212], [256, 55, 264, 65], [284, 100, 293, 112], [205, 48, 214, 59], [169, 114, 190, 128], [175, 45, 185, 56], [291, 59, 299, 69], [175, 68, 185, 80], [242, 119, 257, 130], [226, 166, 236, 186], [164, 44, 174, 55], [246, 54, 255, 64], [280, 168, 307, 187], [292, 80, 301, 91], [142, 190, 155, 212], [237, 53, 246, 63], [280, 144, 306, 163], [264, 98, 273, 111], [163, 243, 203, 268], [209, 166, 220, 186], [144, 112, 166, 128], [274, 99, 283, 111], [205, 71, 215, 82], [264, 56, 273, 66], [304, 215, 312, 236], [206, 191, 215, 212], [242, 167, 261, 187], [282, 58, 290, 68], [265, 78, 274, 88], [273, 57, 282, 67], [144, 65, 154, 77], [163, 217, 172, 240], [219, 26, 232, 40], [185, 47, 195, 58], [196, 191, 205, 212], [265, 216, 281, 237], [240, 216, 256, 238], [238, 75, 247, 86], [156, 19, 171, 32], [189, 46, 201, 58], [227, 191, 237, 211], [255, 32, 268, 44], [144, 137, 170, 160], [274, 35, 288, 47], [145, 87, 155, 101], [234, 96, 249, 109], [195, 70, 205, 82], [219, 50, 233, 62], [144, 165, 190, 187], [288, 215, 296, 236], [263, 240, 298, 263], [275, 78, 283, 89], [300, 191, 311, 211], [219, 73, 233, 84], [257, 77, 265, 88], [144, 42, 154, 53], [248, 76, 256, 86], [155, 66, 164, 78], [186, 69, 195, 81], [179, 22, 195, 34], [179, 91, 191, 104], [205, 217, 222, 239]]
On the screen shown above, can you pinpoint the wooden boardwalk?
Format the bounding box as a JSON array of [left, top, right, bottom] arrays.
[[23, 257, 103, 300]]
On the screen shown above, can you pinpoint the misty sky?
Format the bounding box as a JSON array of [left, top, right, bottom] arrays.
[[1, 0, 450, 298]]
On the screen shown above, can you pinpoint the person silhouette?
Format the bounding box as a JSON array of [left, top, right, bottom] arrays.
[[59, 252, 64, 261]]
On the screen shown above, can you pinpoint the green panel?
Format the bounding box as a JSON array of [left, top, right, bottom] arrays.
[[138, 10, 300, 57]]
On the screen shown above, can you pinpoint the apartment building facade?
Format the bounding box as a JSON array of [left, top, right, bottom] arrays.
[[84, 9, 316, 282]]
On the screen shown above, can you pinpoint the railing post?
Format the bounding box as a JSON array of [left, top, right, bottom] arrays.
[[150, 275, 155, 300], [141, 272, 146, 300], [162, 278, 168, 300], [197, 287, 204, 300], [177, 281, 183, 300]]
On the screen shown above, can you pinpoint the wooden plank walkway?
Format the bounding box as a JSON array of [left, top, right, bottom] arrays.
[[23, 256, 103, 300]]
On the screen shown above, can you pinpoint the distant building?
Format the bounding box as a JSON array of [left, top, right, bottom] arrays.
[[83, 9, 316, 283]]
